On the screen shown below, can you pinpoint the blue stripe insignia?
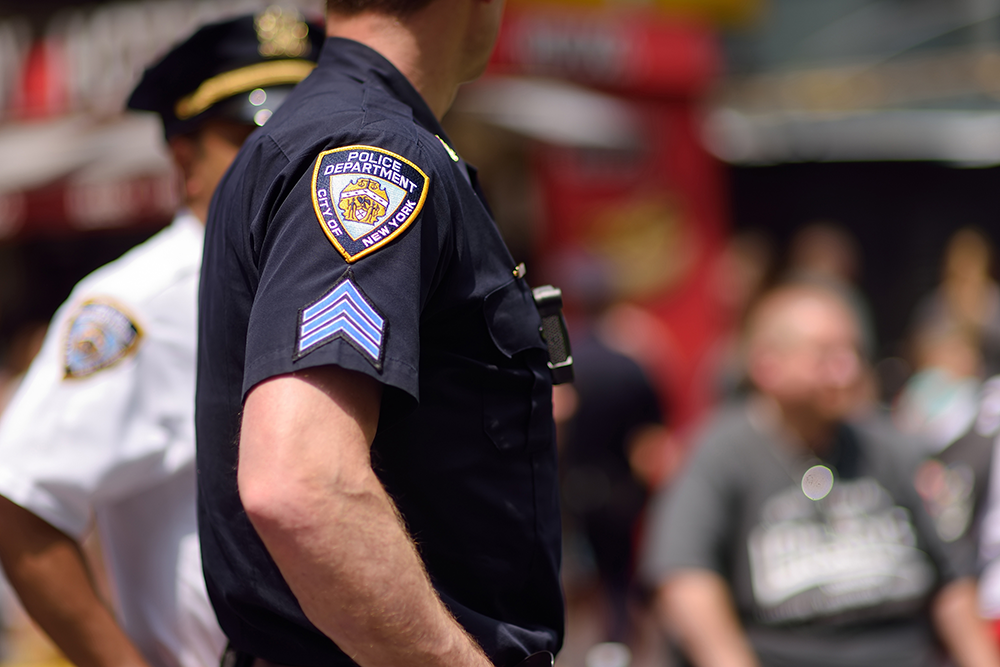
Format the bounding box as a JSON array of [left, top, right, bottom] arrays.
[[295, 273, 386, 369]]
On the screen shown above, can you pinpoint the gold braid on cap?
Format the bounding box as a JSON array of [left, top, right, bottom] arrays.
[[174, 59, 316, 120]]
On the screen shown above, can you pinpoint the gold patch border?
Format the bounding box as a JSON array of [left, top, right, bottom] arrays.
[[311, 145, 430, 264], [62, 298, 144, 381]]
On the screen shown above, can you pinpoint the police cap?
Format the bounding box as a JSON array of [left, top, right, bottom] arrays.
[[127, 8, 324, 138]]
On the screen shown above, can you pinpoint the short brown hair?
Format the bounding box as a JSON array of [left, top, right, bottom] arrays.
[[326, 0, 434, 16]]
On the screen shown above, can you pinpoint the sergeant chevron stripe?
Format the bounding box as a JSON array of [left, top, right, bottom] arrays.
[[296, 274, 385, 367]]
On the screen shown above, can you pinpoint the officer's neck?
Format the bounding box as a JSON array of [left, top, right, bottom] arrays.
[[326, 6, 477, 121]]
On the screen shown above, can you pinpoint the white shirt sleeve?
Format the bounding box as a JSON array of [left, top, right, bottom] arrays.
[[0, 276, 197, 540]]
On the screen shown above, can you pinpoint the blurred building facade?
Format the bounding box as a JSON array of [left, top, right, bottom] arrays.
[[5, 0, 1000, 434], [716, 0, 1000, 367], [0, 0, 759, 438], [0, 0, 323, 368]]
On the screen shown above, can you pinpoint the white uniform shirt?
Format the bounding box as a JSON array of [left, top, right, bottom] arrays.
[[0, 212, 226, 667]]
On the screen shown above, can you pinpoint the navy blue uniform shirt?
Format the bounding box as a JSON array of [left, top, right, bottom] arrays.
[[196, 37, 564, 667]]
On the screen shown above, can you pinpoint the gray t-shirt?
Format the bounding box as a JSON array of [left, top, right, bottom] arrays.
[[641, 402, 973, 667]]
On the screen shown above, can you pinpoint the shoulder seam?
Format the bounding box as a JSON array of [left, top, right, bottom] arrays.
[[71, 229, 199, 318], [262, 132, 295, 163]]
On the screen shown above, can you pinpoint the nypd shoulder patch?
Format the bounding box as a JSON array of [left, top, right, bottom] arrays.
[[295, 271, 386, 370], [64, 300, 142, 379], [311, 145, 429, 263]]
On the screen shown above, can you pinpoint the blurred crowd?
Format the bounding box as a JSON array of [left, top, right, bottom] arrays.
[[553, 221, 1000, 667]]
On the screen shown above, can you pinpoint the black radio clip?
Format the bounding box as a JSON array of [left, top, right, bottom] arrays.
[[532, 285, 574, 385]]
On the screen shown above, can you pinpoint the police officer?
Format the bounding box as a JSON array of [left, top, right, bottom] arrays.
[[0, 12, 322, 667], [196, 2, 564, 667]]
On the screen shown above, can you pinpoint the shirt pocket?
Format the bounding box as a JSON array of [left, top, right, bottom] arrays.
[[481, 278, 553, 453]]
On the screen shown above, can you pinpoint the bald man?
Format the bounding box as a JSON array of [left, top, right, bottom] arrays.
[[640, 283, 1000, 667]]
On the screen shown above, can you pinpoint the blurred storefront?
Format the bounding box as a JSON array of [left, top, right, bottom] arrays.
[[0, 0, 760, 441], [0, 0, 323, 364], [448, 0, 762, 437]]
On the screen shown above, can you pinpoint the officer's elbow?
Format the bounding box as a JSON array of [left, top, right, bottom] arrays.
[[238, 463, 300, 533], [237, 442, 375, 540], [236, 433, 325, 536]]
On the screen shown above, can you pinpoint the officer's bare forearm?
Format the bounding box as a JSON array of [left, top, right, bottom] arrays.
[[239, 367, 491, 667], [0, 495, 151, 667]]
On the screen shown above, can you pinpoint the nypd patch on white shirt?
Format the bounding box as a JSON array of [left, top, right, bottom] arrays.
[[296, 271, 386, 370], [64, 300, 141, 379], [311, 145, 429, 262]]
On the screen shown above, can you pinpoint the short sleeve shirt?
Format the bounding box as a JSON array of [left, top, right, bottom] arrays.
[[0, 213, 225, 667], [640, 402, 972, 667], [196, 38, 564, 667]]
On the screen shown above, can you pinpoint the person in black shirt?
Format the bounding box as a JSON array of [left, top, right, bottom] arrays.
[[195, 2, 564, 667]]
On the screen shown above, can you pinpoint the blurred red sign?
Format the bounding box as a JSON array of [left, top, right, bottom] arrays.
[[490, 7, 719, 97], [11, 39, 67, 121], [490, 7, 729, 430], [531, 101, 729, 431]]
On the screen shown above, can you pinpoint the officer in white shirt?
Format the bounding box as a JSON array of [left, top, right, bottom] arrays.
[[0, 11, 322, 667]]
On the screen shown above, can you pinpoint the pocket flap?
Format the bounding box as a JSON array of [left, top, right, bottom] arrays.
[[483, 279, 545, 358]]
